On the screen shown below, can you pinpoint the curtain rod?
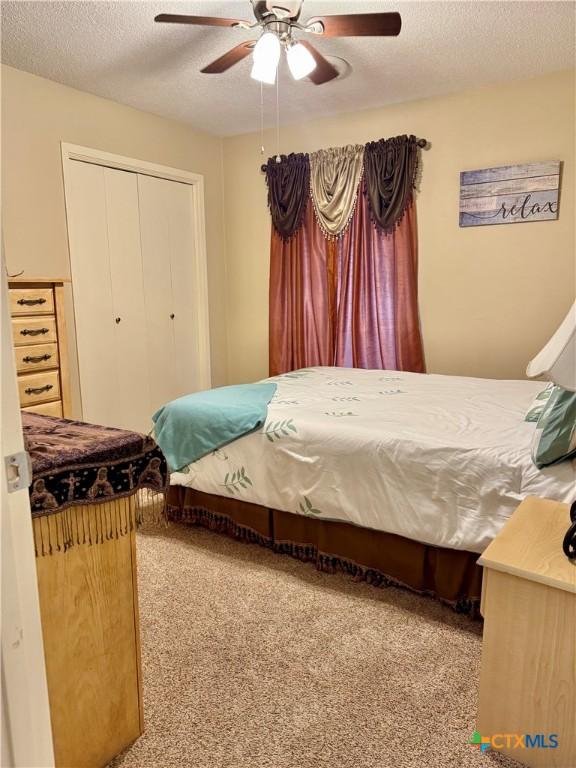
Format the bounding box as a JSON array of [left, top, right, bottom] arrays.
[[260, 137, 429, 172]]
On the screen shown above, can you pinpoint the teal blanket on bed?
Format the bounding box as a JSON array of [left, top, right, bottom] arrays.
[[152, 383, 277, 471]]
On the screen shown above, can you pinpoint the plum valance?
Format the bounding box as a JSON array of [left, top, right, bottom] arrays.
[[264, 134, 420, 240], [364, 135, 420, 233], [264, 152, 310, 241]]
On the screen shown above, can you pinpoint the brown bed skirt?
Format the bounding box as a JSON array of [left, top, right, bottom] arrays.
[[166, 486, 483, 615]]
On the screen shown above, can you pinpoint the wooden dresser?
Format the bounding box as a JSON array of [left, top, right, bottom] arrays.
[[9, 278, 71, 418], [478, 497, 576, 767]]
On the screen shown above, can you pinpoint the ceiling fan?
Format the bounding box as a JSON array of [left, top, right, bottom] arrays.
[[155, 1, 401, 85]]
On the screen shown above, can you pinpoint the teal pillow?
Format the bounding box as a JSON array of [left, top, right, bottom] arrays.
[[152, 382, 277, 471], [524, 383, 554, 422], [531, 385, 576, 468]]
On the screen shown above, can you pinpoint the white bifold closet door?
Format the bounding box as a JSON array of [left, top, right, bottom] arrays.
[[66, 162, 151, 432], [137, 175, 199, 413], [66, 160, 206, 433]]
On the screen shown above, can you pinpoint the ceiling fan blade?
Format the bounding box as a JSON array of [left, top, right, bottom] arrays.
[[299, 41, 339, 85], [154, 14, 248, 28], [201, 41, 255, 74], [306, 12, 402, 37]]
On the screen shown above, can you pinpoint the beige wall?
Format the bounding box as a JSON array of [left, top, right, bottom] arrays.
[[1, 64, 229, 418], [223, 69, 576, 383], [3, 66, 575, 399]]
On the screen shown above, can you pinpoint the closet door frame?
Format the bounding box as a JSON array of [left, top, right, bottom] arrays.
[[61, 142, 211, 397]]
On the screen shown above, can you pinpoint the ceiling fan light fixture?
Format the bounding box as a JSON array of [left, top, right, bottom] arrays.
[[250, 31, 281, 84], [286, 41, 317, 79], [250, 57, 277, 84], [253, 31, 281, 64]]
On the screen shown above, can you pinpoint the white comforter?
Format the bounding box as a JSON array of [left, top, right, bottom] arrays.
[[171, 367, 575, 553]]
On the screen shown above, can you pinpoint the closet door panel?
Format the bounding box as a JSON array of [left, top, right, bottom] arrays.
[[66, 162, 119, 426], [167, 182, 200, 399], [104, 169, 152, 432], [137, 175, 177, 414]]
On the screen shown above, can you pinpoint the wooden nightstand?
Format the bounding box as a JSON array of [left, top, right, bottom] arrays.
[[477, 497, 576, 768]]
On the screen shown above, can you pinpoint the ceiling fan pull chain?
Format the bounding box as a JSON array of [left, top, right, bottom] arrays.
[[275, 70, 281, 163], [260, 81, 265, 156]]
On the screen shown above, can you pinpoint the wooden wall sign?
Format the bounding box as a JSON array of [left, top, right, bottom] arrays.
[[459, 161, 560, 227]]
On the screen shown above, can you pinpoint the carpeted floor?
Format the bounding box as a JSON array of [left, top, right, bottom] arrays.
[[109, 522, 522, 768]]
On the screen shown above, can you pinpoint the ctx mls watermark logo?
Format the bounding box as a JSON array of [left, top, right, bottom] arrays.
[[469, 730, 559, 753], [469, 732, 491, 753]]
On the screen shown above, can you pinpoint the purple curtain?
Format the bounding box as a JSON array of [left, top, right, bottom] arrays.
[[269, 201, 333, 375], [334, 193, 424, 371], [269, 194, 424, 375], [267, 135, 425, 376]]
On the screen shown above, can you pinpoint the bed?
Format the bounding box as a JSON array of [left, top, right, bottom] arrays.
[[166, 367, 575, 612]]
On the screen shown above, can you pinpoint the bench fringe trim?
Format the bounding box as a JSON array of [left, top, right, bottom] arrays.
[[32, 488, 166, 557]]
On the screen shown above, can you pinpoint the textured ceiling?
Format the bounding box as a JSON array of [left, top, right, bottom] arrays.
[[1, 1, 575, 137]]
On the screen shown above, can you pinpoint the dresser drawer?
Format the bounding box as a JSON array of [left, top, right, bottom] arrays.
[[23, 400, 63, 418], [10, 287, 55, 316], [18, 370, 61, 407], [14, 343, 59, 374], [12, 317, 57, 347]]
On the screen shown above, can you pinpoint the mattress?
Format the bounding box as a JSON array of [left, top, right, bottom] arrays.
[[170, 367, 575, 553]]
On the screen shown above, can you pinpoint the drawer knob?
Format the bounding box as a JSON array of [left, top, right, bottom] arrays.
[[20, 328, 49, 336], [25, 384, 53, 396], [562, 502, 576, 560], [23, 354, 51, 364], [170, 313, 175, 319], [17, 297, 47, 306], [115, 317, 121, 324]]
